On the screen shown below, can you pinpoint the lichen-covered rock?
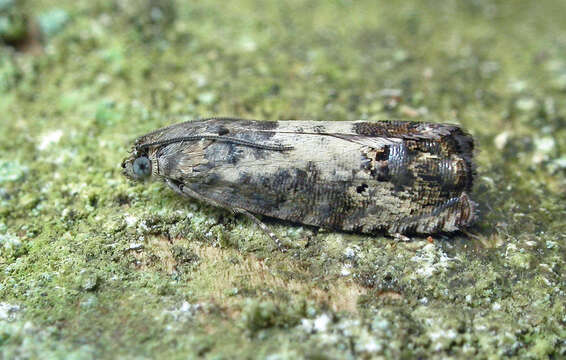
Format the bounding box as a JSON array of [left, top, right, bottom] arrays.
[[0, 0, 564, 359]]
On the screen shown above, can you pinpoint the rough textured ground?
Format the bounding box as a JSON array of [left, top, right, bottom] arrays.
[[0, 0, 564, 359]]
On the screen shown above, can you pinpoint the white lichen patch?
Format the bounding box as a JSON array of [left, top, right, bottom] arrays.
[[429, 328, 459, 352], [124, 213, 139, 228], [532, 136, 556, 164], [414, 306, 463, 353], [515, 97, 537, 112], [410, 243, 456, 279], [0, 160, 27, 184], [494, 131, 510, 150], [301, 313, 331, 333], [340, 263, 352, 276], [136, 220, 150, 234], [0, 233, 21, 254], [284, 226, 305, 238], [0, 303, 21, 321], [197, 92, 216, 105], [354, 331, 383, 354], [313, 314, 331, 332], [319, 233, 346, 255], [62, 182, 87, 197], [37, 129, 64, 151], [49, 148, 76, 165], [79, 295, 98, 309], [128, 242, 143, 250], [162, 301, 204, 323], [343, 245, 361, 260], [299, 316, 386, 356], [238, 35, 258, 52]]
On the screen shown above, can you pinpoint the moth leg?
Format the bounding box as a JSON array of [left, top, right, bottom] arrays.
[[165, 179, 286, 251], [232, 207, 286, 252]]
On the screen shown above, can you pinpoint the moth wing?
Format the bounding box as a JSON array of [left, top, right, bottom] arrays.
[[135, 119, 473, 161], [264, 120, 472, 154], [351, 121, 474, 157], [134, 118, 282, 149], [326, 134, 401, 148], [133, 120, 194, 146]]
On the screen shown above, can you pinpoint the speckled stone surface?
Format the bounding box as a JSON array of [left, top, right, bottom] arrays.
[[0, 1, 564, 358]]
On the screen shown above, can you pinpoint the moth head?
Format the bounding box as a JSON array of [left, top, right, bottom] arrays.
[[121, 149, 153, 181]]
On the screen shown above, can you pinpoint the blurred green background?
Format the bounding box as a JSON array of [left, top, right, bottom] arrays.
[[0, 0, 564, 358]]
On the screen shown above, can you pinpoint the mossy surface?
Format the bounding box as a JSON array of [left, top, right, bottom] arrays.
[[1, 0, 565, 359]]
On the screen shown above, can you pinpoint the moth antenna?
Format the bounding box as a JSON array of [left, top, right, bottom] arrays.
[[138, 135, 293, 152]]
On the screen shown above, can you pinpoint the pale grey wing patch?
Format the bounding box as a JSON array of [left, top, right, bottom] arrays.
[[412, 123, 457, 139], [326, 134, 402, 148], [258, 121, 452, 147]]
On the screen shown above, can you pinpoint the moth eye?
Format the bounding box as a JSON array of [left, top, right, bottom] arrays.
[[133, 156, 151, 178], [218, 126, 229, 135]]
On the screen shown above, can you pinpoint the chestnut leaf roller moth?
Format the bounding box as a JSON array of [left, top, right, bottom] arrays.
[[122, 118, 476, 249]]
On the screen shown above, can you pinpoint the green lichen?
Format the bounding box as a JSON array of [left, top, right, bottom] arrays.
[[37, 9, 69, 38], [0, 0, 565, 358], [0, 160, 27, 184], [0, 0, 27, 45]]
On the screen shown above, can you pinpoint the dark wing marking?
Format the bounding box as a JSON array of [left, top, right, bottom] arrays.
[[138, 135, 293, 151], [134, 118, 286, 151], [353, 121, 474, 155]]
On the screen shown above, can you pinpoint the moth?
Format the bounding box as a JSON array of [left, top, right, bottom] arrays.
[[122, 118, 476, 248]]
